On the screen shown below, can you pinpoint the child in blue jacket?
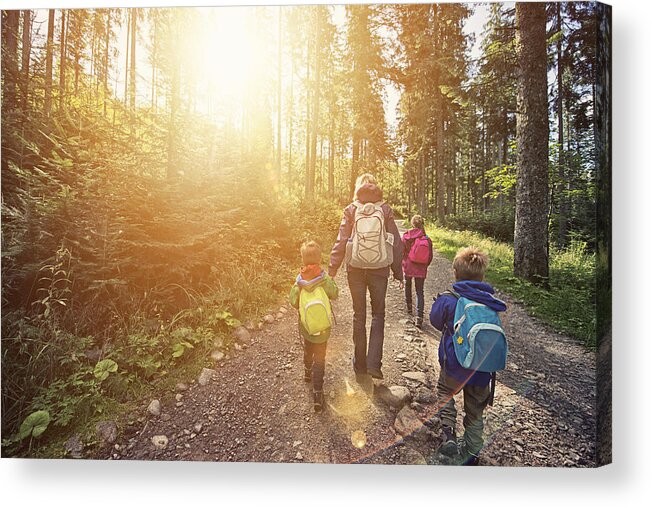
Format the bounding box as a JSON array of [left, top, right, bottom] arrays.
[[430, 247, 506, 465]]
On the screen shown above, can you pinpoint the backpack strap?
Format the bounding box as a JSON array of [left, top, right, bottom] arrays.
[[438, 290, 460, 372], [488, 372, 497, 406]]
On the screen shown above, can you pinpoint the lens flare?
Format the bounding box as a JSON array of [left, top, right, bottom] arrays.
[[344, 378, 356, 397], [351, 430, 367, 449]]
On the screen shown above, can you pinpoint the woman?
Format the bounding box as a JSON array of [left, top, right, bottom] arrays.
[[328, 173, 403, 381], [401, 214, 434, 329]]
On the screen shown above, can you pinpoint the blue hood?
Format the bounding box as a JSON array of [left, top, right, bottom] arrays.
[[453, 280, 507, 312], [296, 270, 327, 292]]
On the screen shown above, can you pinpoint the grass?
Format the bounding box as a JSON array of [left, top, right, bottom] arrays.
[[427, 225, 597, 348]]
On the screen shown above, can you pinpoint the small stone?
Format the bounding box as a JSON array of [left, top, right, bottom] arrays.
[[397, 446, 427, 465], [275, 312, 284, 320], [151, 435, 168, 449], [279, 306, 288, 314], [262, 314, 275, 325], [232, 326, 251, 343], [295, 451, 303, 461], [176, 383, 188, 392], [95, 421, 118, 444], [175, 393, 183, 402], [198, 368, 216, 386], [194, 423, 203, 433], [293, 440, 302, 447], [244, 321, 256, 331], [376, 385, 411, 409], [394, 405, 424, 437], [211, 350, 225, 362], [234, 343, 242, 351], [64, 435, 83, 458], [401, 371, 427, 384], [147, 399, 162, 417], [414, 387, 435, 404], [161, 413, 171, 422]]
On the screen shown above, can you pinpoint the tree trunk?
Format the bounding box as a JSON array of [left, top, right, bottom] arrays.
[[350, 133, 360, 199], [304, 31, 311, 199], [513, 2, 549, 284], [288, 53, 294, 192], [167, 18, 181, 179], [44, 10, 55, 117], [276, 6, 282, 187], [124, 10, 130, 105], [129, 9, 137, 125], [20, 10, 31, 109], [308, 14, 321, 200], [328, 119, 335, 198], [556, 3, 567, 248], [103, 10, 110, 117], [58, 10, 67, 111]]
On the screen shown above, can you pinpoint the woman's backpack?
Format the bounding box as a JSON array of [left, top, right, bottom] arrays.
[[347, 201, 394, 269], [408, 235, 431, 265]]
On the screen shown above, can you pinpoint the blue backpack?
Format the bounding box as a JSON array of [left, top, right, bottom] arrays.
[[447, 290, 508, 373]]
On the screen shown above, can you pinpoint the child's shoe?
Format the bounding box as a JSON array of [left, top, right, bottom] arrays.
[[439, 425, 458, 457], [415, 316, 423, 329], [458, 440, 480, 466], [304, 368, 312, 383], [313, 390, 325, 413], [406, 307, 413, 316]]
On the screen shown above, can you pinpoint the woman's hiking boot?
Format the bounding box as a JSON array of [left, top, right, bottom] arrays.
[[313, 390, 325, 413], [439, 425, 458, 457], [304, 368, 312, 383]]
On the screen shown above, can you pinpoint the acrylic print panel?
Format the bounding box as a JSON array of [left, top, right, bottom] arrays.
[[0, 2, 611, 467]]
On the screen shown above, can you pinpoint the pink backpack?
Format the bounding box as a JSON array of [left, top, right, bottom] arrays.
[[408, 235, 431, 264]]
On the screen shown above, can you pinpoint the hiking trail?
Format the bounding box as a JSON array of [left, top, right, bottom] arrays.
[[96, 224, 596, 466]]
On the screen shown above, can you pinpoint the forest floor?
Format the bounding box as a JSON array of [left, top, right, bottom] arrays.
[[94, 224, 597, 467]]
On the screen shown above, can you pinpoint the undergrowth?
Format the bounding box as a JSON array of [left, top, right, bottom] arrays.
[[427, 226, 597, 348]]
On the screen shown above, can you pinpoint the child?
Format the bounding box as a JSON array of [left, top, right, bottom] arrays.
[[289, 240, 338, 412], [402, 215, 433, 329], [429, 247, 507, 465]]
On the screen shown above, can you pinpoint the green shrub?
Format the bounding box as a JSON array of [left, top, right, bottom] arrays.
[[428, 226, 596, 348]]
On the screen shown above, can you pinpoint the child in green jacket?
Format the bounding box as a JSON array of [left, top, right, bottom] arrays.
[[289, 240, 338, 412]]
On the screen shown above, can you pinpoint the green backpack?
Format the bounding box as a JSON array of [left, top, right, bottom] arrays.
[[299, 285, 333, 336]]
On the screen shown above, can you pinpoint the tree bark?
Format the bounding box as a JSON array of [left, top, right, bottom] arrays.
[[2, 11, 20, 110], [58, 10, 67, 111], [556, 3, 568, 248], [276, 6, 282, 187], [514, 2, 549, 284], [129, 9, 137, 131], [20, 10, 31, 110], [103, 10, 110, 116], [44, 10, 55, 117], [307, 13, 322, 200]]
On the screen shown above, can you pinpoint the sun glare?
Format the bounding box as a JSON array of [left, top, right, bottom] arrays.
[[196, 8, 256, 99]]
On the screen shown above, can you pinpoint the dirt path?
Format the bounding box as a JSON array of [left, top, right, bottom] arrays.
[[98, 225, 596, 467]]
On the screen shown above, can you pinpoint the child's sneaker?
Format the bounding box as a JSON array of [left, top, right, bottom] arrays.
[[458, 440, 480, 466], [313, 390, 324, 413], [415, 316, 423, 329], [304, 368, 312, 383], [439, 425, 458, 457], [406, 307, 413, 316]]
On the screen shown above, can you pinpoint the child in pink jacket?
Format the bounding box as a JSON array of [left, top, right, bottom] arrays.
[[402, 215, 433, 328]]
